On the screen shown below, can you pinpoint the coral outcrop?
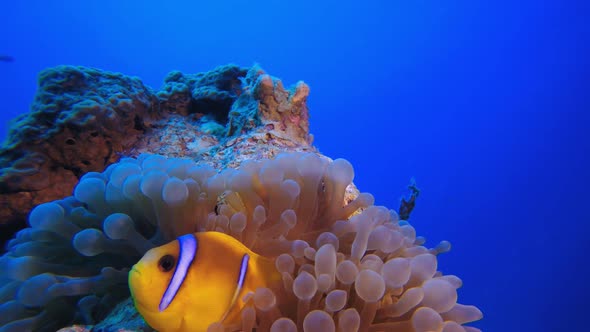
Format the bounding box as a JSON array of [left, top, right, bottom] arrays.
[[0, 64, 482, 332], [0, 66, 158, 242]]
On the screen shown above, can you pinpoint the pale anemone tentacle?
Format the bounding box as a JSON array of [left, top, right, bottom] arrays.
[[0, 152, 482, 331]]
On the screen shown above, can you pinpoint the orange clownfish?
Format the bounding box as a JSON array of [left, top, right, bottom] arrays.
[[128, 232, 281, 332]]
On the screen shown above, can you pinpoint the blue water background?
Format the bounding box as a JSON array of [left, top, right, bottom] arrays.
[[1, 1, 589, 331]]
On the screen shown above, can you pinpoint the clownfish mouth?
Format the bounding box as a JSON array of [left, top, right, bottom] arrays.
[[130, 266, 142, 276], [129, 266, 146, 289]]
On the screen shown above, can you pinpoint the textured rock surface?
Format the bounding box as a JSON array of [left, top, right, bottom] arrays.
[[0, 66, 158, 244], [0, 64, 314, 248]]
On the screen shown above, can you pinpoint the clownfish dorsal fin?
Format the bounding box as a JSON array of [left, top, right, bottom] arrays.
[[220, 253, 249, 323]]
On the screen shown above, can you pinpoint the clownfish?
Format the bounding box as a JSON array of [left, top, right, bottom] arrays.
[[128, 231, 281, 332]]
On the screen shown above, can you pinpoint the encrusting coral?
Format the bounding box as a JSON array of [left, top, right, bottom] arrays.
[[0, 66, 158, 234], [0, 151, 481, 332]]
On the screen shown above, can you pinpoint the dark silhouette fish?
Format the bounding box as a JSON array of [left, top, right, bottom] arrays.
[[0, 55, 14, 62], [399, 177, 420, 220]]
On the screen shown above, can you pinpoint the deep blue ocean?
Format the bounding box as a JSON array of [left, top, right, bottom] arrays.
[[1, 1, 589, 331]]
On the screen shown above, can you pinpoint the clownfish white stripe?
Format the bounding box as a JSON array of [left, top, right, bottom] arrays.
[[159, 234, 198, 311], [237, 253, 249, 289], [220, 253, 249, 323]]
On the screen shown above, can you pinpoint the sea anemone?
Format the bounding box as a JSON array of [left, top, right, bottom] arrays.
[[0, 152, 482, 331]]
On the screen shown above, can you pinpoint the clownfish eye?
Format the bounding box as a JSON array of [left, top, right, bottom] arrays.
[[158, 255, 176, 272]]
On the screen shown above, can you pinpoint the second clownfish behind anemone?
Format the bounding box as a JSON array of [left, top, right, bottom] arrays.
[[128, 231, 282, 332]]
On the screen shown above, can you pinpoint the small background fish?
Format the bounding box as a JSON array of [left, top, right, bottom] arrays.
[[0, 55, 14, 62]]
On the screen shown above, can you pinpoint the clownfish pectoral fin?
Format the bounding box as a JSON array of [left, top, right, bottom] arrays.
[[220, 253, 249, 323]]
